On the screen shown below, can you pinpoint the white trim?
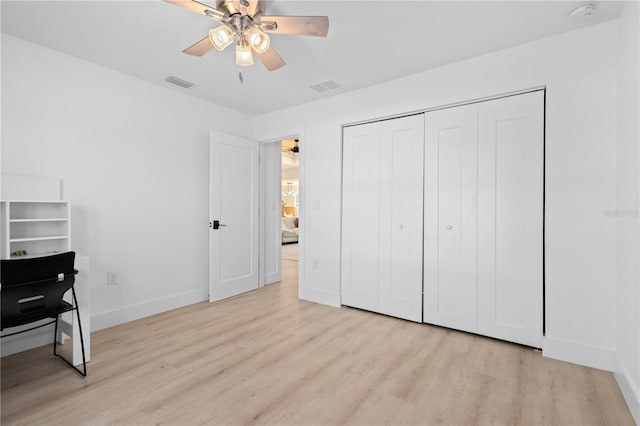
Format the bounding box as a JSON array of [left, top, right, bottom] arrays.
[[342, 86, 546, 128], [264, 272, 280, 285], [91, 288, 207, 331], [615, 356, 640, 425], [256, 127, 306, 298], [259, 140, 283, 287], [542, 335, 615, 371], [297, 129, 306, 299], [300, 287, 340, 308]]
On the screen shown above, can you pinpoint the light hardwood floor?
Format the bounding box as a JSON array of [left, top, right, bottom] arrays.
[[1, 258, 634, 425]]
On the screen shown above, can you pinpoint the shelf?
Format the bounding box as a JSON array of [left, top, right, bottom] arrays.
[[10, 236, 69, 243], [2, 200, 71, 259], [10, 252, 65, 259], [4, 200, 68, 204], [10, 218, 69, 223]]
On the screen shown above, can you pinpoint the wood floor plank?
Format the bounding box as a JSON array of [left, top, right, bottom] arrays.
[[1, 260, 635, 426]]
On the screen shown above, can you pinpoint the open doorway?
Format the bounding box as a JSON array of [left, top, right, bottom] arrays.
[[281, 138, 300, 284]]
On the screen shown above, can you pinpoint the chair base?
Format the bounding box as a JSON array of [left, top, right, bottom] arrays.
[[53, 347, 87, 377], [53, 287, 87, 377], [1, 287, 87, 378]]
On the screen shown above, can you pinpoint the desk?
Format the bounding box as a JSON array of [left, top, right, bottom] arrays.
[[1, 255, 91, 366]]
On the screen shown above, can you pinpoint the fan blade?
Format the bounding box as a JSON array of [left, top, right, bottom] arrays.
[[260, 16, 329, 37], [164, 0, 225, 20], [183, 35, 215, 56], [255, 46, 286, 71], [246, 0, 263, 17]]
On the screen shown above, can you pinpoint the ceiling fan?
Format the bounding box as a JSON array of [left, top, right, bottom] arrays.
[[282, 138, 299, 154], [164, 0, 329, 71]]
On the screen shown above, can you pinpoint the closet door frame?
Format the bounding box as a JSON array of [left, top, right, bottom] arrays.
[[340, 87, 546, 346]]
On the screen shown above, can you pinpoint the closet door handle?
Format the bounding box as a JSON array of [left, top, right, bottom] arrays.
[[211, 220, 227, 230]]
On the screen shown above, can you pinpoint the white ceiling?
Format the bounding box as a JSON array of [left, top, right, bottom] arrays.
[[282, 152, 299, 171], [1, 1, 622, 116]]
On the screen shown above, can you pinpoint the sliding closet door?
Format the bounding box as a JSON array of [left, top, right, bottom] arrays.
[[477, 91, 544, 348], [423, 104, 478, 332], [341, 122, 382, 313], [378, 115, 424, 322], [342, 115, 424, 322]]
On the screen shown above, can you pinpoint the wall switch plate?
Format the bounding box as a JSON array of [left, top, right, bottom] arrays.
[[107, 272, 118, 286]]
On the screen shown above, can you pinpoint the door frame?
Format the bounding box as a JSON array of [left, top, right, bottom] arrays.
[[259, 139, 282, 287], [258, 130, 305, 295]]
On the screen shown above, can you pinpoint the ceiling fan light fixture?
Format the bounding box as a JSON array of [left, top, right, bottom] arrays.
[[246, 26, 270, 53], [236, 40, 254, 66], [165, 0, 329, 71], [209, 25, 234, 51]]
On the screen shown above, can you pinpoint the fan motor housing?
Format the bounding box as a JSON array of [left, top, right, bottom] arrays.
[[216, 0, 263, 17]]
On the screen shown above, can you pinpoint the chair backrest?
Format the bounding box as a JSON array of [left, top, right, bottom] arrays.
[[1, 252, 76, 330]]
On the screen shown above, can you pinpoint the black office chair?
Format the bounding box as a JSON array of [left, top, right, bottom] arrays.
[[1, 251, 87, 376]]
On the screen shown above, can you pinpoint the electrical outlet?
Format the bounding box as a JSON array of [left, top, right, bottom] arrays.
[[107, 272, 118, 286], [312, 259, 319, 270]]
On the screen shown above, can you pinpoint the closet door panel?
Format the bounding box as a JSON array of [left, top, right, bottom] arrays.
[[341, 125, 382, 312], [379, 115, 425, 322], [424, 104, 478, 332], [477, 91, 544, 347]]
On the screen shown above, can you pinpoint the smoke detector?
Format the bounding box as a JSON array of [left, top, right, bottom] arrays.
[[569, 4, 597, 22]]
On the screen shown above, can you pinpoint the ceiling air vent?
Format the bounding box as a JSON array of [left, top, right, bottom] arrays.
[[310, 80, 342, 94], [165, 75, 194, 89]]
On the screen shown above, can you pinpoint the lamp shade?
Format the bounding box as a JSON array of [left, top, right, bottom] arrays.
[[246, 27, 270, 53], [236, 40, 254, 66], [209, 25, 234, 51]]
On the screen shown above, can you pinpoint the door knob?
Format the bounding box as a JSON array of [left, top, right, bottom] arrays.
[[211, 220, 227, 230], [446, 225, 453, 230]]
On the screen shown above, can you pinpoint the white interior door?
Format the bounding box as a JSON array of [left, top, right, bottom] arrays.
[[424, 104, 478, 332], [341, 115, 424, 322], [477, 91, 544, 347], [378, 115, 424, 322], [341, 122, 382, 313], [209, 131, 259, 302]]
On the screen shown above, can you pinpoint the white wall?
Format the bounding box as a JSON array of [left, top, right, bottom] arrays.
[[615, 2, 640, 423], [1, 34, 253, 330], [254, 22, 619, 371]]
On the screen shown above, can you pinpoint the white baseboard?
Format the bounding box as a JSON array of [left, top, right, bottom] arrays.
[[542, 335, 615, 371], [299, 286, 340, 308], [91, 288, 208, 331], [1, 324, 55, 357], [615, 357, 640, 425], [264, 271, 281, 285]]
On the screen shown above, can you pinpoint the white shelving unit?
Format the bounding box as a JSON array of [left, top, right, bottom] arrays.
[[1, 200, 71, 259]]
